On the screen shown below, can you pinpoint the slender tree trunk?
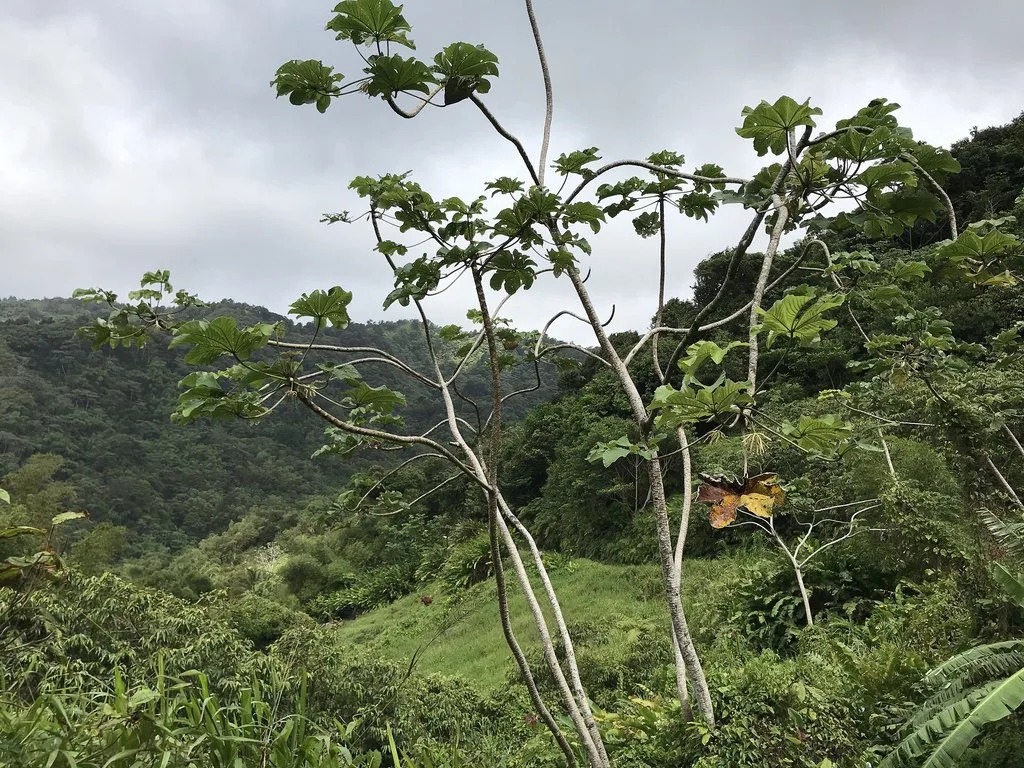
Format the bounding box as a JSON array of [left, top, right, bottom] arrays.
[[780, 541, 814, 627], [747, 197, 789, 393], [472, 265, 608, 767], [496, 492, 608, 764], [487, 505, 579, 767], [988, 456, 1024, 510], [1005, 425, 1024, 462], [671, 426, 694, 718], [569, 260, 715, 727]]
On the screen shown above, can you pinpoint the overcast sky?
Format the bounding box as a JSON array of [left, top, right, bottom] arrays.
[[3, 1, 1023, 343]]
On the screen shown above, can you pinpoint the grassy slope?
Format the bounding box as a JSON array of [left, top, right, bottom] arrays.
[[326, 557, 725, 691]]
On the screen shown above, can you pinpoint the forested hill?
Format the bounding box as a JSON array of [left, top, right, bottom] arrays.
[[0, 297, 558, 548]]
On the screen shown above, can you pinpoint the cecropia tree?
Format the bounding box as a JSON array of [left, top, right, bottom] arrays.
[[76, 0, 974, 764]]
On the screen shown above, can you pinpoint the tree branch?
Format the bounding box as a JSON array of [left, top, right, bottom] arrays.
[[524, 0, 554, 187]]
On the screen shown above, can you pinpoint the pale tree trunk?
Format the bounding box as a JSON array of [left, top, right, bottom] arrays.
[[787, 547, 814, 627], [567, 267, 715, 726], [670, 426, 694, 718], [472, 266, 609, 767]]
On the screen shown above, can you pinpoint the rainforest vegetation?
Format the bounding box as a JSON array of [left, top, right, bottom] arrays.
[[3, 2, 1024, 766]]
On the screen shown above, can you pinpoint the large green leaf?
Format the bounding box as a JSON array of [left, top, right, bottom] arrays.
[[909, 143, 961, 181], [650, 379, 753, 427], [0, 488, 8, 504], [835, 98, 902, 131], [890, 259, 930, 282], [561, 202, 605, 234], [365, 54, 435, 97], [289, 287, 353, 330], [676, 340, 748, 385], [736, 96, 823, 156], [935, 229, 1021, 265], [169, 318, 279, 365], [0, 526, 45, 540], [273, 60, 344, 113], [780, 415, 853, 456], [993, 563, 1024, 608], [982, 509, 1024, 558], [587, 436, 656, 468], [553, 147, 601, 177], [345, 381, 406, 413], [173, 372, 269, 423], [927, 641, 1024, 694], [486, 250, 537, 294], [433, 43, 499, 100], [753, 291, 845, 348], [51, 511, 88, 527], [886, 670, 1024, 768], [327, 0, 415, 48], [827, 126, 894, 162], [854, 160, 917, 193]]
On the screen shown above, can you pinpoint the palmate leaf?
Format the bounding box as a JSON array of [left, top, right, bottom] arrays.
[[486, 176, 525, 196], [553, 147, 601, 177], [677, 191, 718, 221], [169, 318, 280, 365], [882, 670, 1024, 768], [827, 125, 895, 162], [649, 378, 753, 427], [487, 250, 537, 294], [882, 187, 942, 226], [935, 229, 1021, 265], [835, 98, 902, 131], [890, 259, 931, 282], [780, 415, 853, 456], [345, 381, 406, 413], [736, 96, 823, 156], [562, 201, 605, 234], [273, 60, 344, 113], [289, 286, 353, 330], [327, 0, 415, 48], [753, 291, 844, 348], [854, 160, 917, 193], [433, 43, 499, 100], [173, 372, 269, 423], [697, 472, 785, 528], [587, 436, 656, 468], [632, 211, 660, 238], [365, 54, 435, 97], [676, 340, 748, 385], [910, 143, 961, 182]]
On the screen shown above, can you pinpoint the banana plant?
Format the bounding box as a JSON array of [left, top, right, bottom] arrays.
[[881, 511, 1024, 768]]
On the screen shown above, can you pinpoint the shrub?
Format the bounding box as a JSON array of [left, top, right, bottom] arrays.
[[228, 592, 307, 649]]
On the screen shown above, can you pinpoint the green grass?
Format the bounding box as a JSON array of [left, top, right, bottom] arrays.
[[326, 556, 728, 692]]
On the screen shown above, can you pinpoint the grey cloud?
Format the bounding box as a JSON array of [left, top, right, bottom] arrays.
[[2, 0, 1023, 342]]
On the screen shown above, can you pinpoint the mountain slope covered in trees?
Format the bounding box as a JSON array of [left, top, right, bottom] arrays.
[[0, 298, 559, 548]]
